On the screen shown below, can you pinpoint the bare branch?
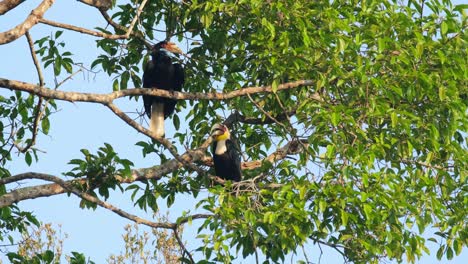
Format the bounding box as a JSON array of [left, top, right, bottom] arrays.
[[0, 0, 55, 45], [15, 32, 45, 153], [224, 110, 297, 128], [39, 0, 147, 41], [0, 0, 25, 15], [25, 32, 44, 86], [106, 103, 206, 175], [125, 0, 147, 38], [77, 0, 111, 10], [99, 8, 152, 49], [39, 18, 129, 40], [246, 93, 289, 132], [173, 228, 194, 263], [0, 78, 316, 103]]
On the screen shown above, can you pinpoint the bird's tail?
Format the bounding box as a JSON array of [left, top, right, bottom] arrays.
[[150, 102, 165, 137]]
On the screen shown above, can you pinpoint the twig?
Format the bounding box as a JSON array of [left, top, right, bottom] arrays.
[[173, 228, 194, 263], [25, 32, 44, 86], [301, 244, 311, 263], [106, 102, 206, 175], [39, 18, 127, 40], [125, 0, 148, 38], [16, 32, 45, 153], [56, 69, 83, 88], [246, 93, 289, 133], [99, 9, 152, 49]]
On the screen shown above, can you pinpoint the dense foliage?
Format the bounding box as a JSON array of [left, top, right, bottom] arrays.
[[1, 0, 467, 263]]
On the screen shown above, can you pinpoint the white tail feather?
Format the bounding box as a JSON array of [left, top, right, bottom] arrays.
[[150, 102, 165, 137]]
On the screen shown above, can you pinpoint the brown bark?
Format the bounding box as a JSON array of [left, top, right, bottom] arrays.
[[0, 0, 25, 15], [0, 0, 55, 45], [77, 0, 111, 10], [0, 78, 317, 102], [0, 140, 304, 207]]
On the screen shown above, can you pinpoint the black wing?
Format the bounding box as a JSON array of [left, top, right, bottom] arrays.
[[226, 139, 242, 182], [142, 60, 155, 118], [173, 63, 184, 92], [163, 62, 184, 118]]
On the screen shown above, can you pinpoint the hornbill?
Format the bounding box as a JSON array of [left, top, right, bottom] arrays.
[[143, 41, 184, 137], [210, 123, 242, 182]]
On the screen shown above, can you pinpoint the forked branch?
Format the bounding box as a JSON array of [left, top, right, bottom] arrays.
[[0, 0, 55, 45]]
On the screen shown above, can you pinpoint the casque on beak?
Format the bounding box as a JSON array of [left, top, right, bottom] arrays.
[[164, 42, 183, 54], [210, 124, 226, 138]]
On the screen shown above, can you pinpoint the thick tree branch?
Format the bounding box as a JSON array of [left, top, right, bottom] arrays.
[[0, 0, 25, 15], [0, 172, 211, 231], [0, 0, 54, 45], [0, 78, 316, 103], [0, 139, 305, 207]]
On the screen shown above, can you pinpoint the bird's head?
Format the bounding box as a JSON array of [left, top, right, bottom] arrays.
[[210, 123, 230, 141], [152, 41, 183, 55]]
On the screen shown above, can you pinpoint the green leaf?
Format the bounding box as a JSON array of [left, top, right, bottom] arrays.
[[42, 117, 50, 135], [441, 21, 448, 36], [438, 86, 446, 101], [436, 245, 445, 260], [173, 114, 180, 130], [391, 111, 397, 128], [55, 30, 63, 39], [272, 79, 278, 93], [112, 79, 119, 91], [25, 152, 32, 166], [54, 56, 62, 76], [447, 246, 453, 260]]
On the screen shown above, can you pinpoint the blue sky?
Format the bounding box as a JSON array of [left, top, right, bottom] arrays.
[[1, 0, 467, 263]]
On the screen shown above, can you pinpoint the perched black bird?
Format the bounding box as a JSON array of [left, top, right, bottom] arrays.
[[143, 41, 184, 137], [210, 124, 242, 182]]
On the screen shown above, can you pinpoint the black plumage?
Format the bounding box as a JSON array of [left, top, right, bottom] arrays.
[[210, 124, 242, 182], [142, 41, 184, 136]]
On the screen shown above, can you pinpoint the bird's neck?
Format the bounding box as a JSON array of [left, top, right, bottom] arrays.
[[215, 140, 228, 155]]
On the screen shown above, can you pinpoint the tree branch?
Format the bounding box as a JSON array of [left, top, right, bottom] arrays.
[[0, 0, 54, 45], [0, 78, 315, 103], [77, 0, 111, 10], [39, 18, 129, 40], [39, 0, 147, 41], [173, 228, 194, 263], [106, 102, 206, 175], [98, 7, 152, 49], [124, 0, 147, 39], [0, 0, 25, 15], [15, 32, 45, 153], [0, 172, 211, 231], [0, 138, 305, 207], [224, 110, 297, 128]]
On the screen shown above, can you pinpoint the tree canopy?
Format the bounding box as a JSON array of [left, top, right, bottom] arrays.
[[0, 0, 467, 263]]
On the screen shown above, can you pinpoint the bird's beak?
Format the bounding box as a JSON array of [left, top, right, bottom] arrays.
[[210, 124, 225, 138], [165, 42, 183, 54]]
